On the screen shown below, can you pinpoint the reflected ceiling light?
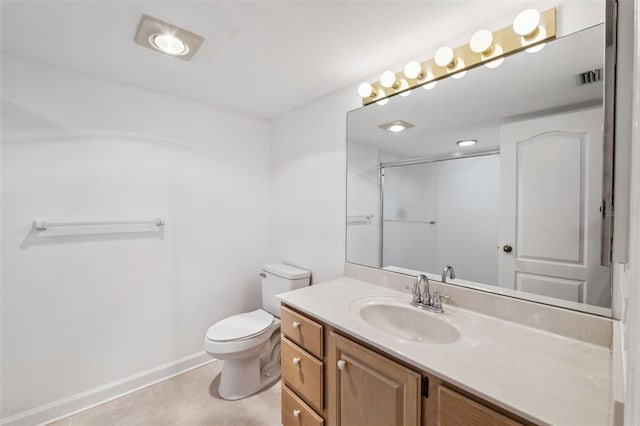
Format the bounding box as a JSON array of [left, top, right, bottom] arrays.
[[513, 9, 541, 38], [358, 82, 377, 98], [485, 57, 505, 69], [469, 29, 494, 55], [380, 70, 399, 88], [422, 71, 437, 90], [451, 70, 467, 79], [403, 61, 425, 80], [379, 120, 414, 133], [135, 15, 204, 61], [456, 139, 477, 147], [526, 43, 546, 53], [434, 46, 456, 68]]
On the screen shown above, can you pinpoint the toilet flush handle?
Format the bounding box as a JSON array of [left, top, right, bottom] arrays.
[[292, 321, 300, 329]]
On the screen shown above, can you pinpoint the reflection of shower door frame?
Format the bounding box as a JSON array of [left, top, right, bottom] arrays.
[[379, 149, 499, 271]]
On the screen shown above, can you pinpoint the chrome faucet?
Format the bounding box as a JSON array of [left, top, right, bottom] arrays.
[[442, 265, 456, 283], [407, 274, 449, 313]]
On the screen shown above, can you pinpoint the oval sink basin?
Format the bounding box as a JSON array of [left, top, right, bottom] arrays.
[[351, 298, 460, 344]]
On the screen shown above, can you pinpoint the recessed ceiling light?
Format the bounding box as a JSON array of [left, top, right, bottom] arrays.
[[379, 120, 414, 133], [456, 139, 477, 147], [149, 34, 189, 56], [135, 15, 204, 61]]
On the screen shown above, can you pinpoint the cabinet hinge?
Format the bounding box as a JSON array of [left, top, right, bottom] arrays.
[[422, 376, 429, 398]]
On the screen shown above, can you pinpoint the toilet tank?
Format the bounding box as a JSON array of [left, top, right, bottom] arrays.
[[261, 263, 311, 317]]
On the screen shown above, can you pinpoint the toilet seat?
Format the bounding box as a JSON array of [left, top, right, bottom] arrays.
[[206, 309, 274, 342]]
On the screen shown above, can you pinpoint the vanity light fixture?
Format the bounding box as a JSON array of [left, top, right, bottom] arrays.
[[135, 15, 204, 61], [513, 9, 541, 38], [356, 7, 555, 105], [456, 139, 477, 147], [469, 29, 494, 55], [379, 120, 414, 133], [380, 70, 400, 89], [434, 46, 456, 68], [403, 60, 426, 80], [358, 82, 377, 98]]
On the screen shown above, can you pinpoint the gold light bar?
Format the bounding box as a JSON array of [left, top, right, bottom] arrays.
[[360, 8, 556, 105]]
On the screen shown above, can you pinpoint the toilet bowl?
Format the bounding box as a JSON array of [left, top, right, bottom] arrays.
[[203, 263, 311, 400]]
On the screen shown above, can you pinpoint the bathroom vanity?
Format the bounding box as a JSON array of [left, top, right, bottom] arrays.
[[278, 274, 613, 426]]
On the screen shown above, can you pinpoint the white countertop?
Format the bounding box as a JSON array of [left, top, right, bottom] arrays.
[[277, 277, 612, 426]]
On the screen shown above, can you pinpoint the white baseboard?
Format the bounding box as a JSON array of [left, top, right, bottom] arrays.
[[1, 351, 214, 426]]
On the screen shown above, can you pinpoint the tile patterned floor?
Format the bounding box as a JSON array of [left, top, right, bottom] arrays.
[[47, 361, 281, 426]]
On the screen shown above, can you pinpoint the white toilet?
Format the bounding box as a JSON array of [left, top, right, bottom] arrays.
[[203, 263, 311, 400]]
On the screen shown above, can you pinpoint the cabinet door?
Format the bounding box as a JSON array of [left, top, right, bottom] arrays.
[[438, 386, 524, 426], [328, 331, 421, 426]]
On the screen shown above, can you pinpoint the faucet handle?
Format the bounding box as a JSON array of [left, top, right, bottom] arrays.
[[431, 291, 450, 311]]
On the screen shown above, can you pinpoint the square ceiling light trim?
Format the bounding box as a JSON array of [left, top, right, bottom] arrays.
[[135, 14, 204, 61]]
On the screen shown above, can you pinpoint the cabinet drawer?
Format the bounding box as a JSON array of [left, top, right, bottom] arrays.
[[281, 305, 323, 358], [281, 337, 324, 411], [282, 384, 324, 426], [438, 386, 524, 426]]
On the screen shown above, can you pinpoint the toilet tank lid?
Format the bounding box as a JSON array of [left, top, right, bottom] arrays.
[[263, 263, 311, 279]]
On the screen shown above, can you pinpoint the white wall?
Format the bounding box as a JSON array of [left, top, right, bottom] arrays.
[[0, 55, 270, 420], [269, 90, 356, 284]]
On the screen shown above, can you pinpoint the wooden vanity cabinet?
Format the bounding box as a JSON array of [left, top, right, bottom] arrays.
[[327, 331, 421, 426], [280, 304, 530, 426]]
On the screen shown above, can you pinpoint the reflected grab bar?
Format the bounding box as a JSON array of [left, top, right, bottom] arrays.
[[32, 218, 165, 231]]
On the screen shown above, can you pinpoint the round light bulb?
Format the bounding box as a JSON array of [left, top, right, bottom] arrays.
[[358, 82, 374, 98], [485, 57, 504, 69], [470, 29, 494, 54], [376, 98, 389, 106], [403, 61, 423, 79], [150, 34, 188, 55], [380, 70, 397, 88], [526, 43, 546, 53], [434, 46, 455, 67], [452, 71, 467, 80], [399, 90, 412, 97], [513, 9, 541, 37]]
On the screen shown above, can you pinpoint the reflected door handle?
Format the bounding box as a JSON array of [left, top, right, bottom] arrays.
[[503, 245, 513, 253]]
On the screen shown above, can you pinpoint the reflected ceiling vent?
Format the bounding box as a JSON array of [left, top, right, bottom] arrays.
[[575, 68, 603, 86]]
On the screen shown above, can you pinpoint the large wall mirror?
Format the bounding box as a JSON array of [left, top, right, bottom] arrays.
[[346, 24, 612, 316]]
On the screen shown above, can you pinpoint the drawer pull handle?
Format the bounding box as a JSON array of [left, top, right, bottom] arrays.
[[337, 359, 347, 370], [293, 409, 301, 418], [292, 357, 301, 365], [292, 321, 300, 329]]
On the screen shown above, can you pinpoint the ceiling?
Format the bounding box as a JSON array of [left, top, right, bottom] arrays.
[[348, 23, 604, 159], [0, 1, 542, 119]]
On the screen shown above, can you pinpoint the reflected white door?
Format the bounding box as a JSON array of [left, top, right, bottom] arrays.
[[498, 108, 610, 306]]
